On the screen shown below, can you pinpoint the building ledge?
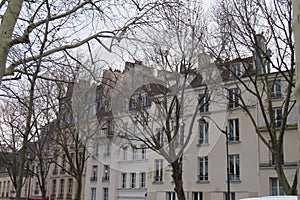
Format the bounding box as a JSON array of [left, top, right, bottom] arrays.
[[196, 180, 209, 184]]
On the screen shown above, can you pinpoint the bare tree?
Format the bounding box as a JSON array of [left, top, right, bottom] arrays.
[[206, 0, 297, 195], [107, 2, 211, 200], [0, 0, 180, 84]]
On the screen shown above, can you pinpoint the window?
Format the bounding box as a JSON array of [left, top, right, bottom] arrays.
[[59, 179, 65, 196], [103, 187, 109, 200], [193, 192, 203, 200], [228, 119, 239, 141], [199, 93, 210, 113], [60, 155, 66, 174], [156, 129, 164, 146], [62, 155, 66, 169], [121, 173, 126, 188], [130, 173, 136, 188], [270, 178, 284, 196], [166, 192, 176, 200], [91, 188, 96, 200], [154, 159, 163, 182], [198, 157, 208, 181], [123, 147, 128, 161], [228, 88, 239, 108], [102, 165, 109, 182], [268, 80, 281, 98], [132, 147, 138, 160], [224, 192, 236, 200], [67, 178, 73, 194], [141, 145, 146, 160], [34, 182, 39, 194], [230, 63, 241, 78], [229, 154, 240, 181], [141, 93, 151, 107], [91, 165, 98, 181], [199, 121, 209, 145], [129, 93, 151, 109], [175, 125, 184, 147], [272, 108, 282, 127], [140, 172, 146, 188], [104, 142, 111, 157], [52, 180, 56, 195]]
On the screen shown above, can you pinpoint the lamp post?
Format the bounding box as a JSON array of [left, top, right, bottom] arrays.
[[199, 116, 231, 200]]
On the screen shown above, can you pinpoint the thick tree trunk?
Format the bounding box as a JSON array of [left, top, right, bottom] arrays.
[[274, 150, 296, 195], [171, 159, 186, 200], [75, 176, 82, 200], [0, 0, 23, 83]]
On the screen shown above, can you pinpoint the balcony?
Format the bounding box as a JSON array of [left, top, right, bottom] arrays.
[[90, 176, 97, 182], [102, 176, 110, 182]]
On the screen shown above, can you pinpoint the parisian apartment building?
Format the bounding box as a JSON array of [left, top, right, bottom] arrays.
[[82, 57, 298, 200], [0, 53, 297, 200]]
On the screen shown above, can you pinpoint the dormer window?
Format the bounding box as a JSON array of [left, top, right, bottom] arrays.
[[129, 93, 151, 110], [230, 63, 242, 78]]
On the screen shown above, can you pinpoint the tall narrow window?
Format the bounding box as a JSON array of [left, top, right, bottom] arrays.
[[166, 192, 176, 200], [228, 88, 239, 108], [198, 157, 208, 181], [102, 165, 110, 182], [154, 159, 163, 182], [91, 188, 96, 200], [156, 129, 164, 146], [132, 147, 138, 160], [228, 119, 239, 141], [130, 173, 136, 188], [103, 188, 109, 200], [272, 108, 282, 127], [121, 173, 126, 189], [91, 165, 98, 181], [141, 145, 146, 160], [61, 155, 66, 174], [52, 180, 56, 196], [104, 141, 111, 157], [199, 93, 210, 113], [59, 179, 64, 197], [193, 192, 203, 200], [268, 80, 281, 98], [123, 147, 128, 161], [229, 154, 240, 181], [67, 178, 73, 196], [140, 172, 146, 188], [199, 121, 209, 145], [270, 178, 284, 196]]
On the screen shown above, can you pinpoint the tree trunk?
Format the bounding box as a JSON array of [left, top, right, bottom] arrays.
[[171, 159, 186, 200], [0, 0, 24, 83], [274, 149, 296, 195], [75, 176, 82, 200]]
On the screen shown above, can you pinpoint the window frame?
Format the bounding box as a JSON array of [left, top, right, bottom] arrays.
[[229, 154, 240, 181], [228, 119, 239, 142], [199, 121, 209, 145], [198, 156, 208, 181]]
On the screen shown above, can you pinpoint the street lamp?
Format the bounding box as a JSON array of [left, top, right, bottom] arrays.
[[199, 116, 231, 200]]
